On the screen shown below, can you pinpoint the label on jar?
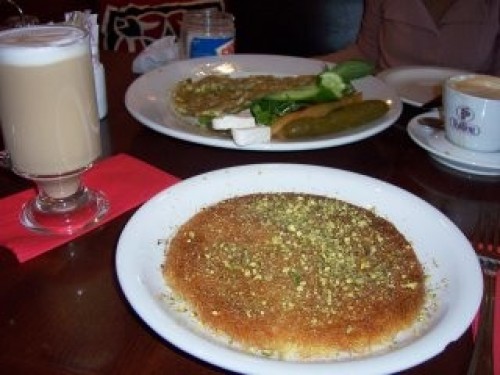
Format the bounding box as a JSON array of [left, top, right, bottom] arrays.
[[188, 36, 235, 58]]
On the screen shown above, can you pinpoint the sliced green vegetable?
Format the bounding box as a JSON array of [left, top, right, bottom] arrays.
[[250, 99, 307, 126], [264, 84, 321, 102], [327, 60, 375, 83], [317, 71, 348, 99], [250, 60, 375, 125], [198, 115, 214, 127]]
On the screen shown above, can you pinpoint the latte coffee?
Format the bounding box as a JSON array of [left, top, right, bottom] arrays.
[[0, 26, 100, 178], [450, 76, 500, 100], [444, 74, 500, 152]]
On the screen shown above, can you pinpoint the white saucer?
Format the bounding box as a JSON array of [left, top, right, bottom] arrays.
[[407, 112, 500, 176], [377, 66, 468, 106]]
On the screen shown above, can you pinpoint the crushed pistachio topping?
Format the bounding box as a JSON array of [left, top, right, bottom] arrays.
[[164, 193, 425, 358]]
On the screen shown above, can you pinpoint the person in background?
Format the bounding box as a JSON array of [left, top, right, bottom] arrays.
[[320, 0, 500, 75]]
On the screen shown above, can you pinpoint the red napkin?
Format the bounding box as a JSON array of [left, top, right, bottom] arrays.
[[0, 153, 179, 263], [471, 271, 500, 375]]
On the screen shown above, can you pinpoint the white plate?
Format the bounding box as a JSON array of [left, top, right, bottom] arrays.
[[377, 66, 468, 107], [116, 164, 482, 375], [125, 54, 402, 151], [408, 112, 500, 176]]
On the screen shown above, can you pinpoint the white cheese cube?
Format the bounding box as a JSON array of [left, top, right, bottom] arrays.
[[212, 115, 256, 130], [231, 126, 271, 146]]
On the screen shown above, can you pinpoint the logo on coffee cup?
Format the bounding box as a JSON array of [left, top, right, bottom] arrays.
[[449, 105, 480, 136]]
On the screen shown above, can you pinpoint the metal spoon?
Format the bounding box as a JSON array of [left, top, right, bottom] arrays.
[[417, 116, 444, 130]]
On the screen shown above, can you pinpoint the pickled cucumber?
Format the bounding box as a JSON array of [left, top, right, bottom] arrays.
[[279, 100, 389, 139]]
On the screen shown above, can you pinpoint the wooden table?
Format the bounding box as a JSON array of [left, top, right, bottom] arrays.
[[1, 51, 498, 374]]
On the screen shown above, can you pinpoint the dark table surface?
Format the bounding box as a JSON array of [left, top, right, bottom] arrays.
[[1, 50, 498, 375]]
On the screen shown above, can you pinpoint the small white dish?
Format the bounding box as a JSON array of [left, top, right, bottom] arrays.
[[407, 112, 500, 176], [116, 163, 482, 375], [125, 54, 402, 151], [377, 66, 468, 107]]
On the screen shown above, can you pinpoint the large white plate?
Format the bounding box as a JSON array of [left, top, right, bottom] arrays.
[[116, 164, 482, 375], [408, 112, 500, 176], [377, 66, 468, 107], [125, 55, 402, 151]]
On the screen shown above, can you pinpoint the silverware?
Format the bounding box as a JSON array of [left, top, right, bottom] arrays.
[[417, 116, 444, 129], [467, 211, 500, 375]]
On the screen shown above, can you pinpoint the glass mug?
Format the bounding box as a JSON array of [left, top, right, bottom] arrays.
[[0, 25, 109, 234]]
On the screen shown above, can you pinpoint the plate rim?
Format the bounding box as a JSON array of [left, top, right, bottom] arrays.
[[377, 65, 469, 106], [125, 54, 402, 151], [407, 112, 500, 175], [115, 163, 482, 375], [377, 65, 468, 80]]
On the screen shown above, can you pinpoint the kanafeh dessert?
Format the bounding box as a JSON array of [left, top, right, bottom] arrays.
[[163, 193, 425, 359]]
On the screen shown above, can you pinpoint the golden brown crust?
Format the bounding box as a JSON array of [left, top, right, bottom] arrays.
[[163, 193, 425, 359]]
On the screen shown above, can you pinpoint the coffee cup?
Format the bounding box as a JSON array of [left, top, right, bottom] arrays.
[[443, 74, 500, 152]]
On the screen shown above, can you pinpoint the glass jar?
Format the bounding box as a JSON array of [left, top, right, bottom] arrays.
[[180, 8, 235, 59]]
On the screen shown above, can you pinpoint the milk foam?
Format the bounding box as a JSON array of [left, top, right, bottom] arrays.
[[450, 75, 500, 100], [0, 26, 87, 66]]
